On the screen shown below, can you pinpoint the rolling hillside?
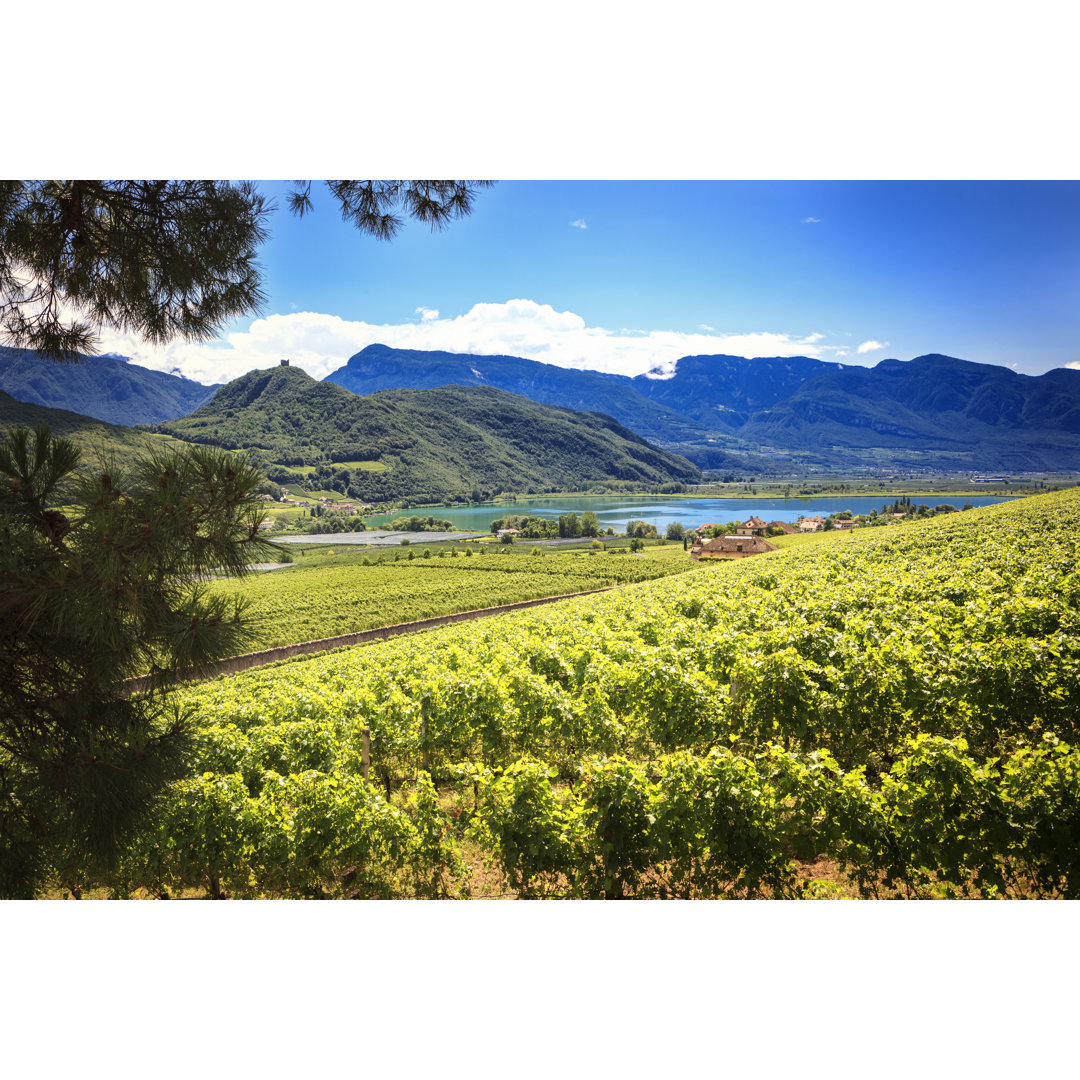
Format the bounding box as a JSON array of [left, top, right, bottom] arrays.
[[0, 390, 192, 495]]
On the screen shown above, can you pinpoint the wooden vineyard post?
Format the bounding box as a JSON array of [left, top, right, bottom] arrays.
[[361, 727, 370, 782]]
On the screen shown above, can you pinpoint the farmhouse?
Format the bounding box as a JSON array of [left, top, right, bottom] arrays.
[[690, 535, 778, 559], [798, 516, 825, 532], [737, 516, 768, 535], [767, 520, 798, 535]]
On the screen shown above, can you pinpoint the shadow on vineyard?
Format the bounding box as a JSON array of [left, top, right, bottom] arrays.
[[50, 489, 1080, 899]]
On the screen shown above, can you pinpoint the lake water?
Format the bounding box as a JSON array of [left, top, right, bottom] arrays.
[[363, 493, 1016, 534]]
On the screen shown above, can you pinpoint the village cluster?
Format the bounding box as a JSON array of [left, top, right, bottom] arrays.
[[689, 514, 854, 559]]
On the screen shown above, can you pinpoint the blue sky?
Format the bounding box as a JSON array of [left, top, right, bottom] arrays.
[[98, 180, 1079, 386], [30, 6, 1076, 390]]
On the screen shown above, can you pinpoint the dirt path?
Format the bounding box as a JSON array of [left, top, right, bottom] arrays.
[[125, 584, 620, 692]]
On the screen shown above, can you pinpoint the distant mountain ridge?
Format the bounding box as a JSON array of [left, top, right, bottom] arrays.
[[736, 353, 1080, 469], [325, 344, 1080, 471], [0, 346, 219, 426], [325, 344, 839, 434], [325, 343, 708, 442]]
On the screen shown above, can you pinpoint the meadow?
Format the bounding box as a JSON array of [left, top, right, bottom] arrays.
[[67, 488, 1080, 899]]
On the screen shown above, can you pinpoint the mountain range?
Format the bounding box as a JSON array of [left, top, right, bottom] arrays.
[[155, 364, 700, 501], [4, 342, 1080, 474], [326, 345, 1080, 472]]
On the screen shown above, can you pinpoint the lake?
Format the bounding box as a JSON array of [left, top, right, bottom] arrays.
[[362, 493, 1016, 534]]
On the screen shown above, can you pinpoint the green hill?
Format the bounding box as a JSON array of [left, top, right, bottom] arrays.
[[0, 390, 188, 486], [157, 364, 700, 501]]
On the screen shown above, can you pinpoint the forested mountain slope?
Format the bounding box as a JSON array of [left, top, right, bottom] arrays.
[[157, 364, 700, 500], [325, 343, 709, 442], [739, 354, 1080, 470]]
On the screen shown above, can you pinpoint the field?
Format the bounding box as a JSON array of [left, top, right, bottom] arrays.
[[69, 488, 1080, 899], [208, 543, 697, 650]]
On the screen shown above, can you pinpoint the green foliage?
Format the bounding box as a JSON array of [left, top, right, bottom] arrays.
[[0, 425, 279, 897], [0, 181, 269, 360], [578, 757, 656, 898], [303, 510, 367, 534], [558, 512, 581, 538], [112, 768, 442, 899], [999, 736, 1080, 898], [652, 750, 795, 898], [389, 514, 454, 532], [287, 181, 493, 240], [470, 752, 798, 899], [471, 760, 584, 898], [404, 771, 466, 898], [878, 735, 1009, 897], [492, 515, 559, 538]]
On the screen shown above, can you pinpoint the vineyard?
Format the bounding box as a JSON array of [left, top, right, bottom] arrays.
[[82, 488, 1080, 898], [207, 545, 695, 650]]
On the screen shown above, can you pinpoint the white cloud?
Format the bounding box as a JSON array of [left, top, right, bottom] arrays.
[[570, 218, 587, 229], [698, 323, 715, 331], [94, 298, 842, 385], [857, 339, 889, 354], [802, 217, 820, 224], [1066, 361, 1080, 370]]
